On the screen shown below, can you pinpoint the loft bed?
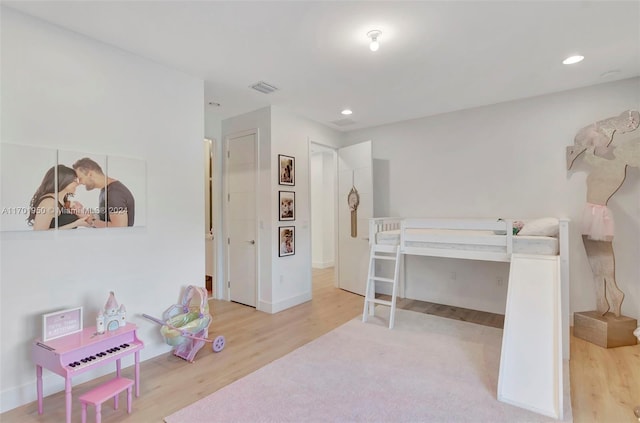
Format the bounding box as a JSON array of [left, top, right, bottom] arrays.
[[369, 217, 568, 263], [367, 216, 570, 420], [368, 217, 569, 318]]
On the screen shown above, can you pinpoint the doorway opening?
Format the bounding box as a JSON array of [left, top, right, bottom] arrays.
[[310, 143, 337, 274], [204, 139, 215, 298]]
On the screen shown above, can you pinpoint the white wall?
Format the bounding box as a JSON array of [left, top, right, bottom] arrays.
[[0, 8, 204, 412], [343, 78, 640, 319], [270, 106, 341, 312], [222, 106, 340, 313]]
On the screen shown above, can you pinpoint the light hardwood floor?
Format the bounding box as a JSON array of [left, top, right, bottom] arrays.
[[2, 267, 638, 422]]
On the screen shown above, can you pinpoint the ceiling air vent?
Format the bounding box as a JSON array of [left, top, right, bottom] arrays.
[[250, 81, 279, 94], [330, 118, 356, 127]]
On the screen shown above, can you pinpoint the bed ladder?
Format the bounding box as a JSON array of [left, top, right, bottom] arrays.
[[362, 244, 401, 329]]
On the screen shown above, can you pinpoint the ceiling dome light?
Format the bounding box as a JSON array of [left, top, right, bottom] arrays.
[[562, 55, 584, 65], [367, 30, 382, 52], [341, 109, 353, 115]]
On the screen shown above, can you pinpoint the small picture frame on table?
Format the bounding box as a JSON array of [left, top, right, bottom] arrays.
[[278, 226, 295, 257], [278, 154, 295, 186], [42, 307, 83, 342], [279, 191, 295, 221]]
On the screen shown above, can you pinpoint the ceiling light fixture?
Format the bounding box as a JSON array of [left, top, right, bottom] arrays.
[[367, 30, 382, 52], [341, 109, 353, 115], [562, 55, 584, 65]]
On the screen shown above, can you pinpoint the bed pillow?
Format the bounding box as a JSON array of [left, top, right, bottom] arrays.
[[517, 217, 559, 237]]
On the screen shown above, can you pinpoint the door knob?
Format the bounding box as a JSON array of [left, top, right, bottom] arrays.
[[247, 240, 255, 245]]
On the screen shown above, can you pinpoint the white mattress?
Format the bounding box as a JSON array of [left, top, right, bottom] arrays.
[[376, 229, 559, 255]]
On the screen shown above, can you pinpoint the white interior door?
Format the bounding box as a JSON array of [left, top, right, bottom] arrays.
[[225, 131, 257, 307], [338, 141, 373, 295]]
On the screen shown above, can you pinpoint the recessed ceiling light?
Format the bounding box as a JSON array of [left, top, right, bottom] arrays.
[[341, 109, 353, 115], [562, 55, 584, 65]]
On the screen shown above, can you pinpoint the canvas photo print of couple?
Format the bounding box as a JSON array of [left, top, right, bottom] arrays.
[[0, 144, 146, 231]]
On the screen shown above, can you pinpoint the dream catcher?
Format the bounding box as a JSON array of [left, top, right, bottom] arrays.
[[347, 172, 360, 237]]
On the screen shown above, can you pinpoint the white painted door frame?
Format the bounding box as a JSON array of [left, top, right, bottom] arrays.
[[204, 138, 216, 298], [308, 140, 374, 295], [223, 129, 259, 306]]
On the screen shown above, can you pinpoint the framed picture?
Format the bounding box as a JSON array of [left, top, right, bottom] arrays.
[[42, 307, 83, 342], [278, 154, 295, 186], [279, 191, 295, 221], [278, 226, 295, 257], [0, 143, 147, 231]]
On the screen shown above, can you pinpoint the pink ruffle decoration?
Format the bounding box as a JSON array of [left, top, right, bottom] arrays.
[[581, 203, 615, 241]]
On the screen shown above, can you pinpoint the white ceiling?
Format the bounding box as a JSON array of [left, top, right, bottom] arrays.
[[5, 1, 640, 131]]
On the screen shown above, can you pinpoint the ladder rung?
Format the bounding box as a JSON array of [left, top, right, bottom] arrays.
[[370, 276, 395, 283], [365, 299, 393, 306], [373, 245, 398, 251], [372, 255, 396, 260]]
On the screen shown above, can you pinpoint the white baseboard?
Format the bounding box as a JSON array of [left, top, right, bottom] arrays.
[[258, 291, 311, 314]]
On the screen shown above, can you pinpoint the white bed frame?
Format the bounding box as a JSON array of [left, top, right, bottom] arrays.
[[368, 217, 570, 420], [370, 217, 569, 262]]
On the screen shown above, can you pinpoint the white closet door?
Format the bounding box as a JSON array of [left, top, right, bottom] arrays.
[[337, 141, 373, 295], [226, 132, 257, 307]]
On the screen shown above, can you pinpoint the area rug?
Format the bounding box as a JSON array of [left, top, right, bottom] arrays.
[[165, 307, 572, 423]]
